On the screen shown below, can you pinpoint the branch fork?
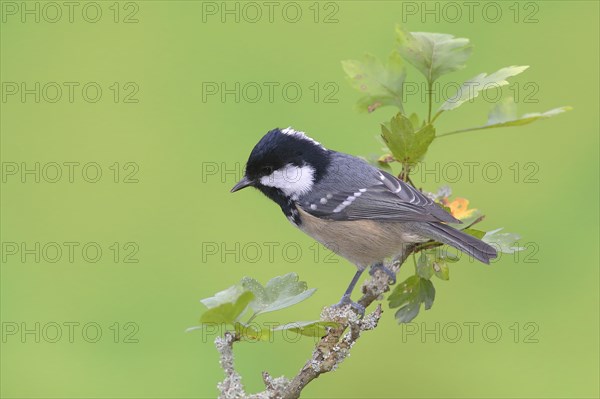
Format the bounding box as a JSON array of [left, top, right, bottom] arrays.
[[215, 247, 415, 399]]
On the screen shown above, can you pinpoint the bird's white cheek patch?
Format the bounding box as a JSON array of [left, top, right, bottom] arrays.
[[260, 164, 315, 199]]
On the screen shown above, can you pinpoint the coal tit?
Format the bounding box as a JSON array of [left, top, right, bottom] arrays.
[[231, 127, 497, 313]]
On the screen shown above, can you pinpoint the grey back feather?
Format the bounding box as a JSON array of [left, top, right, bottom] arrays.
[[298, 152, 460, 224]]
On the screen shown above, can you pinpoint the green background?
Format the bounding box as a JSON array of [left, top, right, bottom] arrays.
[[1, 1, 598, 398]]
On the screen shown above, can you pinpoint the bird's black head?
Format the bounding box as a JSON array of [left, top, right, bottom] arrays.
[[231, 128, 330, 204]]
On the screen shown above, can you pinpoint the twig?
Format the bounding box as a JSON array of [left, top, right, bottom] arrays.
[[215, 332, 245, 399], [214, 245, 418, 399]]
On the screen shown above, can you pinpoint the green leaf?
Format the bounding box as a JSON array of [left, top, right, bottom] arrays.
[[241, 273, 316, 316], [487, 97, 518, 124], [393, 301, 421, 323], [485, 99, 572, 128], [396, 26, 472, 85], [439, 66, 529, 111], [200, 284, 245, 309], [463, 228, 486, 240], [421, 279, 435, 309], [342, 52, 406, 113], [381, 113, 412, 160], [418, 248, 452, 281], [483, 228, 525, 254], [234, 322, 273, 341], [381, 113, 436, 164], [408, 112, 422, 129], [408, 124, 435, 162], [389, 275, 420, 308], [491, 107, 572, 127], [274, 320, 339, 337], [200, 291, 254, 325], [437, 102, 572, 138], [432, 259, 450, 281], [388, 275, 436, 323], [416, 252, 434, 279]]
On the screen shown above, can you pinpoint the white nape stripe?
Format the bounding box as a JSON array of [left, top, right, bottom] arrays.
[[280, 127, 326, 150], [260, 163, 315, 199]]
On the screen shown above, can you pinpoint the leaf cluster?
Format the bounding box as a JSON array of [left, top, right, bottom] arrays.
[[189, 273, 336, 340], [387, 191, 526, 322], [343, 26, 570, 177], [199, 26, 571, 331], [342, 26, 569, 322]]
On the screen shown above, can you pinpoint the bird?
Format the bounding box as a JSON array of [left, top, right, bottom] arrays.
[[231, 127, 497, 314]]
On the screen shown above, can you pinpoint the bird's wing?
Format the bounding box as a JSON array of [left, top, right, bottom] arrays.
[[299, 169, 460, 224]]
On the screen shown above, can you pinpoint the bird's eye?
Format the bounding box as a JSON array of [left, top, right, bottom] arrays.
[[262, 166, 274, 175]]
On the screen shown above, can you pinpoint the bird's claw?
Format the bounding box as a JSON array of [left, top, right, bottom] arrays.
[[332, 294, 365, 317], [369, 263, 397, 284]]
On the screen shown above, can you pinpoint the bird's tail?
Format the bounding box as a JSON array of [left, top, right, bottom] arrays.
[[418, 223, 497, 264]]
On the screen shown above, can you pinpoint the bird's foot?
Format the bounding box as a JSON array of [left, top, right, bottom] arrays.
[[332, 294, 365, 317], [369, 263, 396, 284]]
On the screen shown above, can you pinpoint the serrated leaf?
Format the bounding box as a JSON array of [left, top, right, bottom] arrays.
[[408, 112, 422, 129], [381, 113, 412, 160], [388, 275, 421, 308], [199, 291, 254, 325], [241, 273, 316, 316], [432, 259, 450, 281], [500, 107, 571, 125], [417, 252, 434, 279], [437, 103, 572, 138], [393, 301, 421, 323], [274, 320, 339, 337], [396, 26, 472, 85], [488, 97, 518, 124], [411, 124, 436, 161], [381, 113, 435, 164], [439, 66, 529, 111], [483, 228, 525, 254], [389, 275, 436, 323], [421, 279, 435, 309], [238, 278, 268, 306], [200, 284, 245, 309], [342, 52, 406, 113], [419, 249, 451, 281], [484, 100, 572, 129]]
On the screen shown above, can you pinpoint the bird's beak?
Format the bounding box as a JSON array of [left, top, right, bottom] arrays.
[[230, 176, 253, 193]]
